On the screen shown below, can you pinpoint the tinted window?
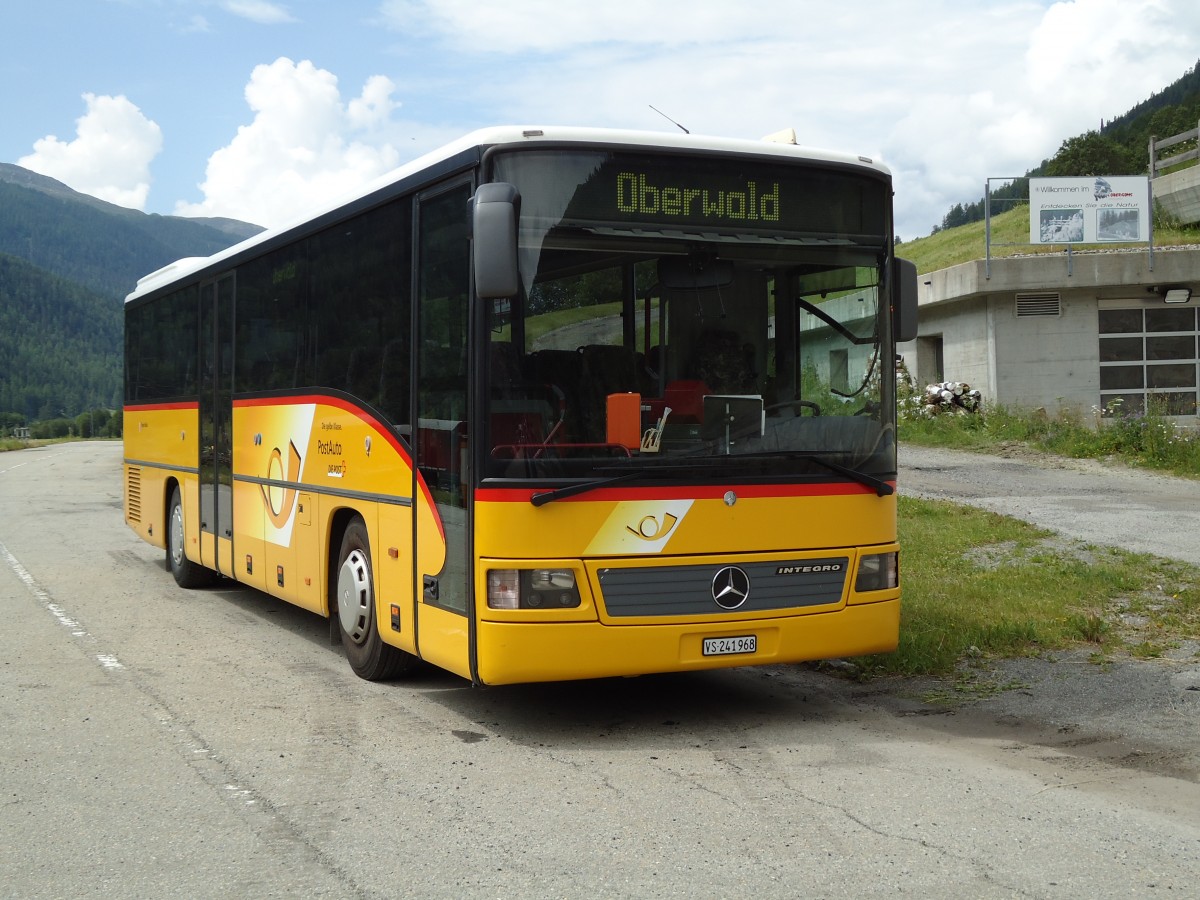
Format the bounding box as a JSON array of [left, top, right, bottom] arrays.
[[125, 286, 199, 403], [307, 200, 413, 426]]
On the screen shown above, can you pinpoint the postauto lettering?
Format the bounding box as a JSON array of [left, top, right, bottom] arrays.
[[615, 171, 781, 223]]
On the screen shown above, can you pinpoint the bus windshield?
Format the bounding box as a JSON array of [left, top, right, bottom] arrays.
[[484, 148, 896, 485]]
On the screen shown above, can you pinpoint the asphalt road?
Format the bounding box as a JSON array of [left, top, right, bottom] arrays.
[[2, 441, 1198, 898], [899, 443, 1200, 567]]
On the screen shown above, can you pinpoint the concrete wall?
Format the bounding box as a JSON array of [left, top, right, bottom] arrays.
[[1154, 166, 1200, 225], [899, 247, 1200, 421], [901, 292, 1098, 415], [905, 297, 991, 392], [990, 293, 1098, 415]]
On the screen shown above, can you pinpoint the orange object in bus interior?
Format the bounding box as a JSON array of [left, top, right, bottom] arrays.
[[606, 392, 642, 449]]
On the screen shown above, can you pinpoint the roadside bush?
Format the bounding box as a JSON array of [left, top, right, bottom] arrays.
[[900, 396, 1200, 478]]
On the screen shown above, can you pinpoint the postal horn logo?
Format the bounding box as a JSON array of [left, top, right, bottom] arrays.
[[625, 512, 679, 541], [261, 440, 302, 527]]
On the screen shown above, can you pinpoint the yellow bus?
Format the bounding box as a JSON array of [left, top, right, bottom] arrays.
[[123, 126, 917, 685]]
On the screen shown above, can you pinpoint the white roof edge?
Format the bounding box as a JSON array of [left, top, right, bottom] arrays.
[[134, 257, 210, 291], [466, 125, 889, 173], [126, 125, 891, 303]]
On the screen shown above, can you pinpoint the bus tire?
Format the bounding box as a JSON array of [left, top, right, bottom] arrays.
[[167, 486, 214, 589], [336, 518, 415, 680]]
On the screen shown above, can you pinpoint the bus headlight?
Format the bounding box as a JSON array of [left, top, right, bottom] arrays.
[[487, 568, 582, 609], [855, 552, 898, 592]]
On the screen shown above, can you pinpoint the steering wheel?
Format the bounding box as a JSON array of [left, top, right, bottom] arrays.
[[764, 399, 821, 417]]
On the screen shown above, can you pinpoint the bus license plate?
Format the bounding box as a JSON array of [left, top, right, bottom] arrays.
[[702, 635, 757, 657]]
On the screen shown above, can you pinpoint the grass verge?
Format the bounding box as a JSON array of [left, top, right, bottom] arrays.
[[857, 496, 1200, 678], [897, 203, 1200, 274]]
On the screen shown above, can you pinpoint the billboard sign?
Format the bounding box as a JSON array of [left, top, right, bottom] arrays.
[[1029, 176, 1150, 244]]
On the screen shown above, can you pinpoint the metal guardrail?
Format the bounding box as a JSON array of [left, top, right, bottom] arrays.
[[1150, 123, 1200, 176]]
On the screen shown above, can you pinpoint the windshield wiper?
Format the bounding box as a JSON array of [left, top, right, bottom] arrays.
[[529, 471, 647, 507], [796, 454, 894, 496]]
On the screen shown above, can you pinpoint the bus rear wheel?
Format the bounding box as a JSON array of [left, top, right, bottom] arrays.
[[167, 486, 214, 588], [336, 518, 415, 680]]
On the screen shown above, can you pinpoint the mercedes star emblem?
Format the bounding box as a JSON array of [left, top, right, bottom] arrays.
[[711, 566, 751, 610]]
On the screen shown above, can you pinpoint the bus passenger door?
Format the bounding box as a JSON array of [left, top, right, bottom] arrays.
[[412, 180, 474, 680], [199, 274, 235, 576]]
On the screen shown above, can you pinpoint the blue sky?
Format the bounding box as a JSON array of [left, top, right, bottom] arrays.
[[5, 0, 1200, 239]]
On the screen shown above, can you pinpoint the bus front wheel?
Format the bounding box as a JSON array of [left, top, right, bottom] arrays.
[[336, 518, 415, 680], [167, 487, 213, 588]]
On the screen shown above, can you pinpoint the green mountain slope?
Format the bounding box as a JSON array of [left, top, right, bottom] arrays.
[[0, 253, 122, 419], [0, 168, 260, 298], [0, 165, 261, 423]]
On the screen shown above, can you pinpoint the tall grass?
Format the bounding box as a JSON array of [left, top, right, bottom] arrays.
[[858, 496, 1200, 678], [900, 399, 1200, 478]]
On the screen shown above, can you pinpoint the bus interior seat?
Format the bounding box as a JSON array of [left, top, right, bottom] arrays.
[[662, 379, 710, 423], [489, 342, 556, 448]]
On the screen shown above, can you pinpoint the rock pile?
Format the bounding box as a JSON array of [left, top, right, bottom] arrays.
[[907, 381, 982, 417]]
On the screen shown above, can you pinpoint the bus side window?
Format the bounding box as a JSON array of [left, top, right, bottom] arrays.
[[379, 339, 410, 431]]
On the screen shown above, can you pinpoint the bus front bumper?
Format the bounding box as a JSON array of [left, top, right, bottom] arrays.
[[473, 597, 899, 685]]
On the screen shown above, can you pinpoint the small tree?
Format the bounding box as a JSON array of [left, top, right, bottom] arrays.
[[1045, 131, 1140, 177]]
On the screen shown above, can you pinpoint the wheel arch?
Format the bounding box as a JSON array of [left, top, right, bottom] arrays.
[[325, 505, 365, 617], [161, 475, 182, 550]]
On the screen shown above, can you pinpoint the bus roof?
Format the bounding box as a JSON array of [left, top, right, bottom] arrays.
[[127, 125, 892, 303]]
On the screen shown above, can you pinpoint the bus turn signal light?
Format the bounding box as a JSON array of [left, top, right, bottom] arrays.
[[487, 568, 581, 610], [855, 552, 898, 593]]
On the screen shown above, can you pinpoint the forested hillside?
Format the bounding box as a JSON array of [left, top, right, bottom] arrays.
[[0, 253, 121, 420], [1102, 62, 1200, 152], [0, 169, 259, 298], [0, 166, 260, 427]]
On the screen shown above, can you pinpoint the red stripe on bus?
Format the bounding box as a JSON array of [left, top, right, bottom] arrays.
[[475, 481, 892, 503], [234, 394, 362, 411], [124, 402, 198, 412], [233, 394, 408, 456]]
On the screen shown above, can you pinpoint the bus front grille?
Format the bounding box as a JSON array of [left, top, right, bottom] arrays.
[[596, 557, 849, 618]]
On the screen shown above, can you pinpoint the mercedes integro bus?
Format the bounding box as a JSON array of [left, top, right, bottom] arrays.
[[123, 126, 918, 685]]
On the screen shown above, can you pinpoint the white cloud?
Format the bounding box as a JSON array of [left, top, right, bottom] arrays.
[[1026, 0, 1186, 124], [174, 58, 403, 228], [110, 0, 1197, 238], [347, 75, 400, 130], [378, 1, 1056, 238], [221, 1, 296, 25], [377, 0, 1200, 238], [18, 94, 162, 211]]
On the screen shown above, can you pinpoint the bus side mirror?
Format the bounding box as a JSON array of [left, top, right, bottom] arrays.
[[892, 257, 918, 343], [472, 183, 521, 299]]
